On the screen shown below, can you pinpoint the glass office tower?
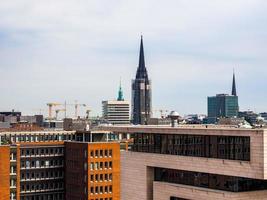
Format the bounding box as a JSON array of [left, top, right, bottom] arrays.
[[207, 94, 239, 123]]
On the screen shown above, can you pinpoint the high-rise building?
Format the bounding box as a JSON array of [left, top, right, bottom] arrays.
[[132, 36, 152, 125], [0, 130, 120, 200], [207, 72, 239, 123], [102, 82, 130, 125], [101, 125, 267, 200]]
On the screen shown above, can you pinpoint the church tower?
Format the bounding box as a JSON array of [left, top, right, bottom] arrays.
[[132, 36, 152, 125]]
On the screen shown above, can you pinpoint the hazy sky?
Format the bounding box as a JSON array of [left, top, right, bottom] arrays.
[[0, 0, 267, 118]]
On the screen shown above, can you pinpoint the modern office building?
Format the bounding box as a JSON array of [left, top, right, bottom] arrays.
[[102, 83, 130, 125], [207, 73, 239, 123], [132, 36, 152, 125], [207, 94, 239, 123], [102, 101, 130, 125], [0, 130, 120, 200], [100, 125, 267, 200]]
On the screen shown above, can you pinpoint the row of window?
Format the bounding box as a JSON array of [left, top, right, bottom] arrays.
[[21, 170, 64, 180], [90, 185, 112, 195], [90, 149, 113, 158], [8, 134, 74, 143], [155, 167, 267, 192], [21, 159, 64, 169], [21, 148, 64, 157], [132, 133, 250, 161], [90, 173, 112, 182], [20, 193, 64, 200], [21, 182, 64, 192], [90, 161, 113, 170]]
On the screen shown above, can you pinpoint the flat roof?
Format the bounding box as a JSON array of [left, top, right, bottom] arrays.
[[96, 125, 266, 136]]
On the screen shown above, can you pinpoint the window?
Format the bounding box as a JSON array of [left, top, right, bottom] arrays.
[[154, 167, 267, 192], [90, 162, 94, 170], [104, 150, 108, 157], [95, 162, 99, 170], [105, 174, 108, 181], [45, 161, 49, 167], [131, 133, 250, 161], [105, 186, 108, 193], [26, 161, 30, 168], [105, 162, 108, 169]]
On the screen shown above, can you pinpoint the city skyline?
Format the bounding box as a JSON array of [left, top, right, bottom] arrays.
[[1, 0, 267, 117]]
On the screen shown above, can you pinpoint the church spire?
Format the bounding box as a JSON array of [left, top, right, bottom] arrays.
[[117, 78, 124, 101], [231, 70, 237, 96], [136, 35, 148, 80]]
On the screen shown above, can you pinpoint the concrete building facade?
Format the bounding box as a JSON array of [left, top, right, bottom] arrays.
[[100, 125, 267, 200], [102, 101, 130, 125]]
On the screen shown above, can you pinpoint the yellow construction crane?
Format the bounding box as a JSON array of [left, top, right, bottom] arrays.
[[46, 103, 63, 119], [64, 101, 86, 119], [55, 109, 66, 120]]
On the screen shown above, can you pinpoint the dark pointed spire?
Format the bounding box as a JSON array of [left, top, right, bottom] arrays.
[[232, 70, 237, 96], [136, 35, 148, 80], [117, 78, 124, 101]]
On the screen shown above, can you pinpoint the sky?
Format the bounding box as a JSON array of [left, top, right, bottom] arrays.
[[0, 0, 267, 118]]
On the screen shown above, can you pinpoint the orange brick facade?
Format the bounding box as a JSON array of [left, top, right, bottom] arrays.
[[65, 142, 120, 200], [0, 131, 120, 200], [0, 146, 10, 200]]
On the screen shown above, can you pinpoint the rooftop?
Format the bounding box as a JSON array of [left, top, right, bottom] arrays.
[[96, 124, 266, 136]]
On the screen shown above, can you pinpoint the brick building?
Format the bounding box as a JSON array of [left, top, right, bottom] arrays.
[[0, 130, 120, 200]]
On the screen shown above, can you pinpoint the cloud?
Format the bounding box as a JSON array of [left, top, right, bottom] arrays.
[[0, 0, 267, 117]]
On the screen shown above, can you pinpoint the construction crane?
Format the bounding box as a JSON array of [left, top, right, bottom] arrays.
[[154, 109, 169, 118], [47, 103, 63, 119], [86, 109, 91, 119], [55, 109, 66, 120], [66, 101, 86, 119]]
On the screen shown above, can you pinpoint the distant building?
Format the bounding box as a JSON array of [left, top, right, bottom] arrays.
[[0, 111, 21, 117], [147, 117, 171, 125], [132, 36, 152, 125], [260, 112, 267, 121], [63, 118, 90, 131], [207, 73, 239, 123], [239, 111, 259, 125], [102, 82, 130, 125], [20, 115, 43, 127], [43, 120, 64, 130]]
